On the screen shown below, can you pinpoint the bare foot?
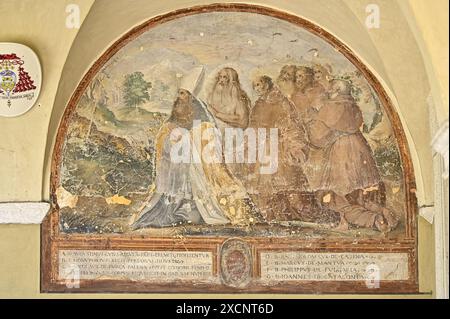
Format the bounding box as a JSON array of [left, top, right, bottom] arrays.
[[374, 214, 390, 233], [382, 208, 399, 230], [334, 216, 349, 231]]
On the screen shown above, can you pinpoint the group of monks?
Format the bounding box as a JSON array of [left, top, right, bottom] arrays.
[[206, 65, 399, 233]]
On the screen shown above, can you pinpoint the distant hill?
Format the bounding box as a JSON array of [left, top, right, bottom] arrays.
[[113, 106, 161, 123]]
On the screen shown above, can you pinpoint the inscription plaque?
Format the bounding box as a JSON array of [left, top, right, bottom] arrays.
[[59, 250, 213, 281], [260, 252, 409, 282]]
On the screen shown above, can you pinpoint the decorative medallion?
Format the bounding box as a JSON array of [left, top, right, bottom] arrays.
[[220, 239, 252, 288], [0, 43, 41, 117]]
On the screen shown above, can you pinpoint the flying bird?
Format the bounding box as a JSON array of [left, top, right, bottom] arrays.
[[308, 48, 319, 57]]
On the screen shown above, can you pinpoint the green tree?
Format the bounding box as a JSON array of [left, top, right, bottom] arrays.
[[122, 72, 152, 108]]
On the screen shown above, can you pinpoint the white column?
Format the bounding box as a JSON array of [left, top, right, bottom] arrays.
[[431, 119, 449, 299]]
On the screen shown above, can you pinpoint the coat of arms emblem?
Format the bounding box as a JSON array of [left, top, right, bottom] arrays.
[[0, 43, 41, 117], [0, 53, 36, 107]]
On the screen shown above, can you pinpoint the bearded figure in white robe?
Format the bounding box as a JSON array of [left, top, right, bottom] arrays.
[[207, 67, 250, 130], [131, 67, 261, 229], [207, 67, 251, 182]]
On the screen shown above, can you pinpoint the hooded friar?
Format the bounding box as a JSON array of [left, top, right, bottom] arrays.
[[307, 79, 398, 232]]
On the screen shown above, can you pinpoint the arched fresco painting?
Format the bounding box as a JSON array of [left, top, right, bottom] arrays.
[[43, 4, 418, 294]]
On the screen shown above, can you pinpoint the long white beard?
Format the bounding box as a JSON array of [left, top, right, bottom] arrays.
[[209, 84, 242, 114]]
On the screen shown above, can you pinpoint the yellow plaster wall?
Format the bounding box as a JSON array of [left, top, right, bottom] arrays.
[[401, 0, 449, 125], [1, 0, 447, 298], [0, 0, 95, 202]]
